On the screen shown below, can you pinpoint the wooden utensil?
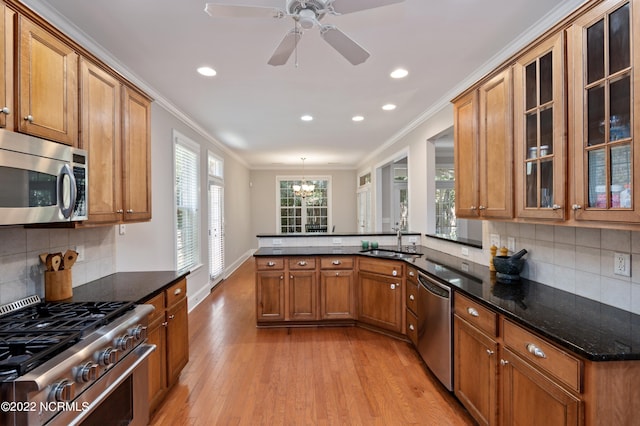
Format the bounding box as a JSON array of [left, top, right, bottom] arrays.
[[51, 255, 62, 272], [45, 254, 54, 271], [63, 250, 78, 269]]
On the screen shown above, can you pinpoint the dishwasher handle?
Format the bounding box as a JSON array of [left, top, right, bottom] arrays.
[[418, 273, 450, 299]]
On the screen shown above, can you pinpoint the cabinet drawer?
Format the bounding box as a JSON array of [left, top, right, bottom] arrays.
[[288, 257, 316, 270], [358, 258, 403, 277], [454, 293, 497, 337], [166, 279, 187, 308], [146, 292, 165, 323], [406, 309, 418, 346], [407, 266, 418, 285], [406, 281, 418, 314], [256, 257, 284, 270], [502, 319, 582, 393], [320, 256, 354, 269]]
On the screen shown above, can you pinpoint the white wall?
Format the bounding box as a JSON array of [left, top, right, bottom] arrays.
[[250, 168, 357, 236], [116, 103, 253, 311]]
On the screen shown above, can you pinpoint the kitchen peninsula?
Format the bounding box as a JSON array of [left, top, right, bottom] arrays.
[[253, 235, 640, 425]]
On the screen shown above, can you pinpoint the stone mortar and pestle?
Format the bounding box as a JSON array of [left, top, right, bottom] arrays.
[[493, 249, 527, 283]]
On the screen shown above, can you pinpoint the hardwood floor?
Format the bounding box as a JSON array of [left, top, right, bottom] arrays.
[[149, 259, 475, 425]]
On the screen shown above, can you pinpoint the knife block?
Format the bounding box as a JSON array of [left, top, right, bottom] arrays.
[[45, 269, 73, 301]]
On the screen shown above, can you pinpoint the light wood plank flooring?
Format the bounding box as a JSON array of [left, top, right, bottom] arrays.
[[150, 259, 475, 425]]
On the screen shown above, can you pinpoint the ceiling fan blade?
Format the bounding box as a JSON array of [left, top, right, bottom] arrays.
[[268, 28, 302, 66], [320, 25, 370, 65], [329, 0, 404, 15], [204, 3, 285, 19]]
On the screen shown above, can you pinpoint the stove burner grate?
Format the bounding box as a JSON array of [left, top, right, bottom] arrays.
[[0, 332, 80, 375]]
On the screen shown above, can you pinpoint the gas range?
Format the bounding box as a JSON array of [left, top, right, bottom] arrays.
[[0, 296, 154, 426]]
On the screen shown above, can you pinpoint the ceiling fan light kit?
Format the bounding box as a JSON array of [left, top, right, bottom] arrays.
[[204, 0, 405, 66]]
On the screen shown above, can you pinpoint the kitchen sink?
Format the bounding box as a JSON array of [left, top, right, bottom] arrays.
[[362, 249, 422, 260]]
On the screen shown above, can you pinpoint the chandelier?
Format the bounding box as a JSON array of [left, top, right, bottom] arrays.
[[293, 157, 315, 198]]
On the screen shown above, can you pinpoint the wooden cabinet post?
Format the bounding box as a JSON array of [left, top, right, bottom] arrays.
[[0, 2, 13, 131]]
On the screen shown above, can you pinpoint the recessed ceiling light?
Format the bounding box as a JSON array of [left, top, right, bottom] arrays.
[[352, 115, 364, 122], [390, 68, 408, 79], [300, 115, 313, 122], [197, 66, 217, 77], [382, 104, 397, 111]]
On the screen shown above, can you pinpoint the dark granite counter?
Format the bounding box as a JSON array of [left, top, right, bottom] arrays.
[[70, 270, 190, 304], [256, 231, 421, 238], [254, 246, 640, 361]]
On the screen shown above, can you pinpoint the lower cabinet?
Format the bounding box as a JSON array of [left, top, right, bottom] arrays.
[[288, 257, 318, 320], [256, 259, 286, 322], [320, 256, 355, 320], [146, 278, 189, 415], [357, 258, 404, 334]]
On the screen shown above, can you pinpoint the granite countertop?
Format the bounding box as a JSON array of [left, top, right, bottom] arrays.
[[70, 270, 190, 304], [256, 231, 421, 238], [254, 246, 640, 361]]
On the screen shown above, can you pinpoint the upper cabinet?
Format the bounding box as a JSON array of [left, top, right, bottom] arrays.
[[122, 86, 152, 222], [514, 32, 566, 220], [570, 0, 640, 223], [454, 68, 513, 219], [0, 2, 13, 131], [17, 15, 78, 146]]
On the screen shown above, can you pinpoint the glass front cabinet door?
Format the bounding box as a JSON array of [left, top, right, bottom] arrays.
[[571, 0, 640, 222], [514, 32, 566, 220]]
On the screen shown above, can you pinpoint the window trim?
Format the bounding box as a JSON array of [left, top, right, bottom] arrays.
[[173, 129, 202, 273]]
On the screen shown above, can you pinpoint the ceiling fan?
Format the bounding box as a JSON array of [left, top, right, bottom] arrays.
[[204, 0, 404, 66]]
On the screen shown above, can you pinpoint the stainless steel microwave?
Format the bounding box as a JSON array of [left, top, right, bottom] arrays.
[[0, 129, 87, 225]]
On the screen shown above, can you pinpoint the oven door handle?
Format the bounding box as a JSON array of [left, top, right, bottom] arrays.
[[49, 343, 156, 426]]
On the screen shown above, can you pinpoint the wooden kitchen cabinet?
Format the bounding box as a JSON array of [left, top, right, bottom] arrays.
[[288, 257, 317, 321], [256, 258, 286, 322], [122, 86, 152, 222], [79, 58, 122, 224], [453, 68, 513, 219], [570, 0, 640, 223], [17, 15, 78, 145], [145, 278, 189, 415], [405, 266, 419, 346], [357, 258, 404, 334], [514, 31, 567, 220], [453, 293, 499, 426], [319, 256, 355, 320], [0, 2, 13, 131]]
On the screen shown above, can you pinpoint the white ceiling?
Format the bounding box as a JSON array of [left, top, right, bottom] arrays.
[[24, 0, 584, 169]]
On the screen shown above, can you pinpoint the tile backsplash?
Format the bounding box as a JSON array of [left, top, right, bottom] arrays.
[[0, 226, 115, 304], [487, 222, 640, 315]]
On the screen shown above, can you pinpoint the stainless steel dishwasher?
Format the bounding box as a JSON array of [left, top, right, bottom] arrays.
[[417, 271, 452, 391]]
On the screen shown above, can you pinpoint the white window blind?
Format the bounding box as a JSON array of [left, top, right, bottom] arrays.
[[175, 134, 200, 271]]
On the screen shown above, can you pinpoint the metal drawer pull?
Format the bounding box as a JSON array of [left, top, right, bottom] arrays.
[[409, 324, 415, 331], [409, 271, 415, 277], [392, 270, 398, 277], [390, 283, 399, 290], [500, 359, 509, 366], [467, 307, 479, 317], [24, 114, 33, 122], [409, 294, 415, 301], [526, 343, 546, 359], [571, 204, 582, 211], [332, 260, 341, 265], [552, 204, 562, 210], [174, 288, 182, 295], [298, 260, 307, 266], [267, 261, 276, 267], [486, 349, 494, 356]]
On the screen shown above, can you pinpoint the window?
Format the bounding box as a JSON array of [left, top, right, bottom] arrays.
[[209, 152, 224, 282], [435, 167, 457, 238], [174, 131, 200, 271], [277, 177, 330, 233]]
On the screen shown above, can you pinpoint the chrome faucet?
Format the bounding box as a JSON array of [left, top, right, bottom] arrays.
[[393, 224, 402, 251]]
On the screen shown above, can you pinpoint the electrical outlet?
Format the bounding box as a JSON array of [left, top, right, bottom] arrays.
[[118, 224, 126, 235], [507, 237, 516, 253], [614, 252, 631, 277], [332, 238, 342, 245], [490, 234, 500, 248], [461, 262, 469, 272], [272, 239, 282, 245], [461, 247, 469, 256], [408, 236, 418, 243]]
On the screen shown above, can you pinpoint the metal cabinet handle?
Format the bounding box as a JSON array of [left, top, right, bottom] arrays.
[[24, 114, 33, 122], [335, 272, 340, 276], [297, 260, 307, 266], [409, 324, 415, 331], [0, 107, 9, 115], [552, 204, 562, 210], [467, 307, 479, 317], [390, 283, 399, 290], [290, 275, 293, 279], [267, 261, 276, 267], [500, 359, 509, 366], [409, 294, 415, 301], [332, 260, 341, 265], [279, 275, 283, 280], [478, 205, 486, 210], [409, 271, 415, 277], [392, 270, 398, 277], [572, 204, 582, 211], [127, 209, 134, 213], [162, 321, 168, 327], [526, 343, 546, 359], [168, 314, 175, 320], [470, 206, 477, 210], [116, 209, 124, 213], [486, 349, 494, 356], [174, 288, 182, 296]]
